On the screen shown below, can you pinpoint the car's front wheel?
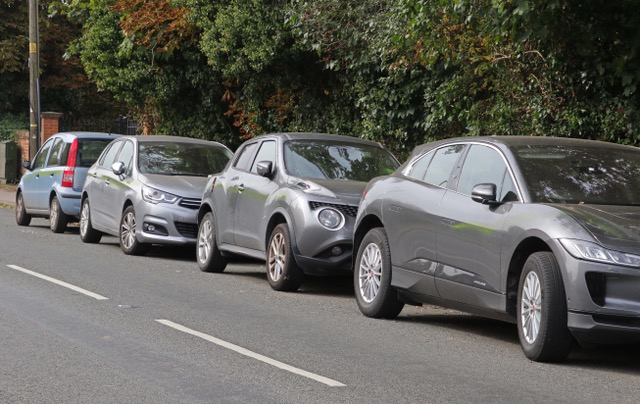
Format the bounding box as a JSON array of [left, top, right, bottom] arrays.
[[15, 192, 31, 226], [119, 205, 149, 255], [49, 195, 68, 233], [354, 227, 404, 319], [79, 198, 102, 243], [266, 224, 304, 291], [517, 252, 573, 362], [197, 212, 227, 273]]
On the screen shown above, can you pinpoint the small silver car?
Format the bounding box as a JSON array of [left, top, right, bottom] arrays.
[[196, 132, 399, 291], [80, 135, 232, 255], [16, 132, 120, 233], [354, 136, 640, 362]]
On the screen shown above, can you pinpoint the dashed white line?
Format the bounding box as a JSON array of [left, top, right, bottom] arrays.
[[7, 264, 108, 300], [156, 319, 346, 387]]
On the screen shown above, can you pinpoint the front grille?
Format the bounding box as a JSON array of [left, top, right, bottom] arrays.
[[309, 201, 358, 217], [179, 197, 201, 210], [175, 222, 198, 238]]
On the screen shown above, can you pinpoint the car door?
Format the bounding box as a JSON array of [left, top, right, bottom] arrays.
[[385, 144, 466, 297], [21, 138, 55, 212], [435, 143, 520, 310], [213, 141, 259, 244], [233, 140, 279, 251], [89, 140, 124, 228], [102, 140, 135, 230]]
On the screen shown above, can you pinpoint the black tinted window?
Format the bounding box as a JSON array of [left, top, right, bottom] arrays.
[[424, 145, 465, 187], [138, 142, 232, 176], [513, 144, 640, 204], [77, 139, 114, 167], [283, 140, 398, 181]]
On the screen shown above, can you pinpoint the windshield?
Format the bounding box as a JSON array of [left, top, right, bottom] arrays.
[[513, 144, 640, 205], [138, 142, 232, 176], [284, 140, 399, 182]]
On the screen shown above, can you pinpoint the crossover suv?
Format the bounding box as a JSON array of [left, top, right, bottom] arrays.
[[16, 132, 120, 232], [196, 132, 399, 291], [80, 135, 232, 255], [353, 136, 640, 362]]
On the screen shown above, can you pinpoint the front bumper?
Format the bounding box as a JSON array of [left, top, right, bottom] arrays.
[[135, 199, 199, 245], [554, 242, 640, 344]]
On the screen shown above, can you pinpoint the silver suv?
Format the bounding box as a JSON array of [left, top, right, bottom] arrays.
[[196, 132, 399, 291]]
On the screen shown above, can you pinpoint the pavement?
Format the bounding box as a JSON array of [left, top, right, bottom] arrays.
[[0, 184, 16, 207]]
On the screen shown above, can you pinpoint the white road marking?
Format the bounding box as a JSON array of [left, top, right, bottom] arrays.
[[156, 319, 346, 387], [7, 264, 108, 300]]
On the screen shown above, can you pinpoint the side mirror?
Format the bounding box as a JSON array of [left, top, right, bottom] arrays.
[[256, 161, 273, 178], [111, 161, 126, 176], [21, 161, 31, 170], [471, 183, 499, 205]]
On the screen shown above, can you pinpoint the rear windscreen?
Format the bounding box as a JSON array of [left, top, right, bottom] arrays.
[[75, 139, 114, 167]]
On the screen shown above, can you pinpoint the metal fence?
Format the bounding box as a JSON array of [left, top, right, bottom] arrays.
[[59, 116, 139, 136]]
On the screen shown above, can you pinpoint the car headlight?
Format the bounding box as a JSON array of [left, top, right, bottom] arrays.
[[317, 208, 344, 230], [141, 185, 179, 204], [559, 238, 640, 267]]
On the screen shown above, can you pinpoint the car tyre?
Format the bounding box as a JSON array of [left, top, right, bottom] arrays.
[[49, 195, 68, 233], [119, 205, 149, 255], [266, 223, 304, 291], [354, 227, 404, 319], [79, 198, 102, 243], [15, 192, 31, 226], [517, 252, 573, 362], [197, 212, 227, 273]]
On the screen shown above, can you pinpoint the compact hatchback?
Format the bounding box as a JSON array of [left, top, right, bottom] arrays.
[[196, 132, 399, 291], [354, 136, 640, 362], [15, 132, 120, 232], [80, 135, 232, 255]]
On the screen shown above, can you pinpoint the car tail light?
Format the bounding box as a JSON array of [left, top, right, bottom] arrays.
[[62, 139, 78, 188]]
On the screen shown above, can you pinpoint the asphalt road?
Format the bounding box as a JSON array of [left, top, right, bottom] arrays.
[[1, 207, 639, 404]]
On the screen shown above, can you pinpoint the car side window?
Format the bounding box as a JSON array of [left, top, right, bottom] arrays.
[[233, 142, 259, 171], [33, 139, 53, 170], [47, 138, 65, 167], [100, 141, 123, 168], [116, 141, 135, 174], [423, 145, 465, 187], [456, 144, 508, 196], [500, 171, 519, 202], [407, 150, 434, 180], [250, 141, 276, 173]]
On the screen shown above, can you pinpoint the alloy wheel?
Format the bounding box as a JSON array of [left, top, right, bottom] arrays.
[[80, 202, 90, 236], [268, 232, 286, 282], [358, 242, 383, 303], [121, 211, 137, 249], [198, 218, 213, 264], [521, 271, 542, 344]]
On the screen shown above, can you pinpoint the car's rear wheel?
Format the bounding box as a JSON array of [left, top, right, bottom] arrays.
[[197, 212, 227, 273], [266, 224, 304, 291], [79, 198, 102, 243], [119, 205, 149, 255], [517, 252, 573, 362], [355, 227, 404, 319], [15, 192, 31, 226], [49, 195, 68, 233]]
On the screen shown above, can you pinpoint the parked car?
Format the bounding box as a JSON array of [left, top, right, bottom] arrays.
[[15, 131, 120, 232], [196, 132, 399, 291], [353, 135, 640, 362], [79, 135, 232, 255]]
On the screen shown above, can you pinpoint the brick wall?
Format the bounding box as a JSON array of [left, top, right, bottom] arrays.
[[41, 112, 63, 143], [16, 130, 29, 176]]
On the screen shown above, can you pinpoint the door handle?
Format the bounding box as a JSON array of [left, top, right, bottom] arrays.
[[237, 184, 245, 192], [231, 176, 240, 181], [441, 218, 456, 226], [49, 173, 55, 178], [389, 205, 401, 212]]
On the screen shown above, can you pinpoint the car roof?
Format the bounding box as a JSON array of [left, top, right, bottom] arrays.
[[54, 131, 122, 139], [116, 135, 230, 148], [254, 132, 385, 147], [409, 135, 637, 159]]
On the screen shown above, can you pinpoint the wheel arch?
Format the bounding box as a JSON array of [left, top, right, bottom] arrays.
[[265, 210, 291, 253], [353, 214, 384, 269], [506, 236, 553, 316]]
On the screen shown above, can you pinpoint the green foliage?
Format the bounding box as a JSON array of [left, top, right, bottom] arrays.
[[0, 114, 27, 141]]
